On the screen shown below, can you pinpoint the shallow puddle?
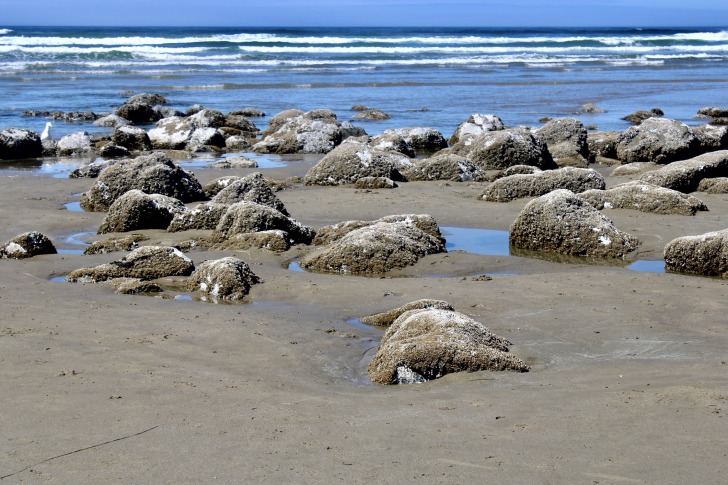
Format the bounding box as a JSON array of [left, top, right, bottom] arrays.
[[627, 260, 666, 273], [287, 261, 306, 272], [64, 201, 83, 212], [441, 226, 510, 256], [50, 276, 67, 283]]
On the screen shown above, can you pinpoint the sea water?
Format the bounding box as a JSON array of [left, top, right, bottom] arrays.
[[0, 26, 726, 139]]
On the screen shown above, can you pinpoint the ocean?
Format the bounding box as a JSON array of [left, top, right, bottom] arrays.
[[0, 26, 726, 139]]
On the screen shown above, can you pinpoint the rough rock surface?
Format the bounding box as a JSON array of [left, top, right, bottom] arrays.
[[664, 229, 728, 277], [99, 144, 130, 159], [402, 153, 483, 182], [353, 177, 397, 189], [303, 140, 412, 186], [212, 202, 314, 245], [696, 107, 728, 119], [535, 118, 590, 167], [622, 108, 664, 125], [353, 109, 391, 120], [187, 127, 225, 150], [638, 150, 728, 192], [361, 299, 454, 327], [69, 159, 119, 179], [697, 177, 728, 194], [509, 189, 640, 258], [186, 257, 261, 301], [80, 152, 205, 212], [211, 172, 288, 215], [147, 117, 196, 149], [83, 234, 149, 255], [578, 181, 708, 216], [57, 132, 94, 156], [97, 190, 187, 234], [112, 126, 152, 151], [214, 230, 291, 252], [496, 165, 542, 178], [449, 127, 553, 170], [109, 278, 163, 295], [67, 246, 194, 282], [299, 215, 445, 275], [312, 214, 442, 246], [167, 202, 229, 232], [253, 109, 356, 154], [367, 309, 529, 384], [610, 162, 658, 177], [448, 114, 505, 145], [210, 156, 258, 169], [587, 131, 620, 163], [616, 118, 698, 164], [693, 124, 728, 151], [202, 176, 242, 198], [0, 128, 43, 160], [229, 107, 265, 117], [93, 114, 131, 128], [0, 232, 56, 259], [482, 167, 605, 202], [581, 103, 607, 114], [371, 127, 448, 156], [115, 98, 163, 125]]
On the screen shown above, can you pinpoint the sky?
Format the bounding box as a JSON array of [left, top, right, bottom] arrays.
[[1, 0, 726, 27]]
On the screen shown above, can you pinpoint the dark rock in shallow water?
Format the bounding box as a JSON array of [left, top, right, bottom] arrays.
[[578, 181, 708, 216], [482, 167, 605, 202], [0, 128, 42, 160], [664, 229, 728, 277], [696, 107, 728, 119], [80, 152, 205, 212], [509, 189, 640, 259], [97, 190, 187, 234], [353, 109, 391, 121], [367, 308, 529, 385], [186, 257, 261, 301], [126, 93, 169, 105], [0, 232, 56, 259], [67, 246, 194, 282], [115, 102, 162, 125], [99, 143, 131, 159], [112, 126, 152, 152], [621, 108, 664, 125], [209, 156, 258, 169], [69, 159, 119, 178], [228, 107, 265, 117], [581, 103, 606, 114]]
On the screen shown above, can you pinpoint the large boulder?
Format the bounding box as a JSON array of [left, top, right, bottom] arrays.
[[578, 181, 708, 216], [112, 126, 152, 151], [97, 190, 187, 234], [147, 117, 197, 150], [299, 215, 445, 275], [448, 114, 505, 145], [449, 127, 553, 170], [67, 246, 194, 282], [371, 127, 448, 157], [697, 177, 728, 194], [664, 229, 728, 277], [187, 127, 226, 150], [115, 101, 162, 125], [401, 153, 483, 182], [482, 167, 605, 202], [638, 150, 728, 192], [693, 124, 728, 151], [211, 172, 288, 215], [252, 109, 359, 154], [80, 152, 205, 212], [167, 202, 229, 232], [0, 232, 56, 259], [535, 118, 590, 167], [186, 257, 261, 301], [367, 308, 529, 384], [509, 189, 640, 258], [616, 118, 698, 164], [361, 299, 454, 327], [303, 140, 412, 186], [211, 202, 314, 245], [56, 132, 94, 156], [0, 128, 42, 160]]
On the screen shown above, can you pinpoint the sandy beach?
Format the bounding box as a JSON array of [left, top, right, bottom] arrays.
[[1, 156, 727, 483]]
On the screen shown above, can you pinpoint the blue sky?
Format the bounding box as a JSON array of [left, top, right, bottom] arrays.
[[2, 0, 726, 27]]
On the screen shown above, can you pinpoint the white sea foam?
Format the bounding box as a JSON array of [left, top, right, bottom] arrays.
[[0, 29, 13, 35]]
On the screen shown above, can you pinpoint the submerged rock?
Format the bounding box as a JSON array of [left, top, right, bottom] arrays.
[[482, 167, 605, 202], [80, 152, 205, 212], [509, 189, 640, 258], [638, 150, 728, 192], [0, 232, 56, 259], [0, 128, 42, 160], [67, 246, 194, 282], [664, 229, 728, 277], [97, 190, 187, 234], [299, 215, 445, 275], [621, 108, 663, 125], [361, 299, 454, 327], [578, 181, 708, 216], [367, 308, 529, 385], [186, 257, 261, 301]]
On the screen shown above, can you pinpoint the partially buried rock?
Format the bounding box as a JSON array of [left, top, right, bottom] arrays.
[[578, 181, 708, 216], [0, 232, 56, 259], [0, 128, 42, 160], [299, 215, 445, 275], [215, 230, 290, 252], [509, 189, 639, 258], [697, 177, 728, 194], [167, 202, 229, 232], [303, 140, 412, 186], [209, 156, 258, 169], [610, 162, 658, 177], [535, 118, 590, 167], [186, 257, 261, 301], [481, 167, 605, 202], [69, 159, 119, 178], [664, 229, 728, 277], [99, 144, 130, 159], [449, 127, 554, 171], [616, 118, 698, 164], [448, 114, 505, 145], [211, 172, 288, 215], [353, 177, 397, 189], [202, 176, 242, 198], [252, 108, 353, 154], [211, 201, 314, 246], [56, 132, 94, 156], [111, 126, 152, 151], [67, 246, 194, 282], [402, 153, 483, 182], [109, 278, 163, 295], [367, 308, 529, 384], [80, 152, 205, 212], [361, 299, 454, 327], [97, 190, 187, 234], [638, 150, 728, 192], [84, 234, 149, 255]]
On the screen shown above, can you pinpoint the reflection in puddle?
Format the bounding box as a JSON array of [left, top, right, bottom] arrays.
[[627, 260, 665, 273], [346, 317, 378, 331], [174, 294, 193, 301], [288, 261, 306, 273], [63, 231, 93, 248], [441, 226, 510, 256], [58, 249, 84, 255], [64, 201, 83, 212], [50, 276, 67, 283]]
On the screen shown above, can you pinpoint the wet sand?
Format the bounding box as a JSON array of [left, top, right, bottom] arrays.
[[1, 158, 727, 483]]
